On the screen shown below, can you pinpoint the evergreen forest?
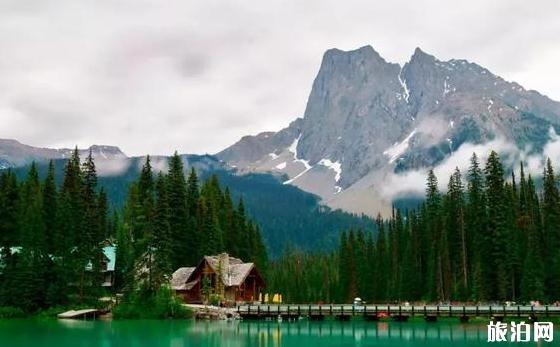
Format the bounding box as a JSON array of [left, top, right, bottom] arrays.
[[1, 148, 560, 316], [0, 150, 266, 315], [268, 151, 560, 304]]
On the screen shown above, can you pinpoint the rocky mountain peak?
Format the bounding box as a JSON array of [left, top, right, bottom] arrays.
[[87, 145, 127, 159], [409, 47, 436, 64], [218, 45, 560, 217]]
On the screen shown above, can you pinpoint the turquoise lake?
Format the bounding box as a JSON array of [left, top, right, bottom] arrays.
[[0, 319, 556, 346]]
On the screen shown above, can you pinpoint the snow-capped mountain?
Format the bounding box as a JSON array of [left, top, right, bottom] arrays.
[[217, 45, 560, 216]]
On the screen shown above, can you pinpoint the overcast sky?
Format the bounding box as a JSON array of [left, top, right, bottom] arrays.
[[1, 0, 559, 156]]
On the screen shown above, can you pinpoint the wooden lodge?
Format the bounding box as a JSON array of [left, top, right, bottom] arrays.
[[171, 253, 265, 304]]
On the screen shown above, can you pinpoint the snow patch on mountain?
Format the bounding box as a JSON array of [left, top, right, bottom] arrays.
[[398, 69, 410, 103], [383, 129, 417, 163], [318, 158, 342, 182], [288, 134, 311, 169]]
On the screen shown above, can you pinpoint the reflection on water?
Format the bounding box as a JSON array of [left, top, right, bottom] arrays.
[[187, 320, 487, 344], [0, 319, 553, 347]]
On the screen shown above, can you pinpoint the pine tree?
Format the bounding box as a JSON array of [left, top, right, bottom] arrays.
[[374, 215, 388, 302], [425, 169, 443, 301], [80, 149, 104, 302], [152, 172, 173, 290], [42, 161, 58, 254], [167, 152, 190, 268], [541, 158, 560, 299], [444, 168, 468, 299], [467, 153, 489, 301], [18, 163, 48, 311], [485, 151, 511, 300], [0, 170, 19, 249]]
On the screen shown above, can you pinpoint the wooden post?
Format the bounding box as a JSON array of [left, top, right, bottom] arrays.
[[503, 305, 506, 318], [546, 305, 549, 318], [517, 306, 520, 317], [330, 304, 333, 316], [436, 305, 440, 316], [449, 306, 452, 317], [476, 306, 479, 316], [424, 305, 427, 316]]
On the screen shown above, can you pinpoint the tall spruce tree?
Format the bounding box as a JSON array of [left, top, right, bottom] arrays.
[[167, 152, 190, 268], [467, 153, 489, 301], [484, 151, 510, 300], [542, 159, 560, 299]]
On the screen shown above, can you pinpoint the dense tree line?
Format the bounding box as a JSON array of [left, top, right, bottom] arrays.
[[10, 158, 376, 257], [0, 150, 109, 312], [114, 153, 268, 296], [0, 151, 267, 313], [269, 151, 560, 304]]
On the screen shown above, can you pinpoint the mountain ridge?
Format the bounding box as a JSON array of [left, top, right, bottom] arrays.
[[216, 45, 560, 216], [0, 138, 127, 168]]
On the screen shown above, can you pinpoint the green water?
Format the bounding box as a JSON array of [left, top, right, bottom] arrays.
[[0, 319, 555, 346]]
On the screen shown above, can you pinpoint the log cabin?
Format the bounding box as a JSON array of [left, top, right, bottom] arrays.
[[171, 253, 265, 304]]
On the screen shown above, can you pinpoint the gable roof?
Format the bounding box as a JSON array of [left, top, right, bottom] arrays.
[[203, 255, 244, 269], [171, 267, 196, 290], [202, 255, 255, 287], [228, 263, 255, 286], [171, 253, 263, 290]]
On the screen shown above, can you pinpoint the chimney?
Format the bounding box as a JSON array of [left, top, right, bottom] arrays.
[[218, 252, 230, 285]]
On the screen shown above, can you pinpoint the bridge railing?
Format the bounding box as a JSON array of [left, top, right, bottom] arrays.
[[237, 304, 560, 317]]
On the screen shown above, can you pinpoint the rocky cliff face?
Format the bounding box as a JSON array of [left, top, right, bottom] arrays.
[[217, 45, 560, 216]]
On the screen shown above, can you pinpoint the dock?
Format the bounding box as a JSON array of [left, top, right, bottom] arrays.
[[237, 304, 560, 322], [58, 309, 100, 320]]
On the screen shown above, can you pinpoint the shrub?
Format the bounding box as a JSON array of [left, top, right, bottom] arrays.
[[113, 286, 192, 319], [208, 294, 221, 306], [34, 306, 71, 319], [0, 307, 26, 319]]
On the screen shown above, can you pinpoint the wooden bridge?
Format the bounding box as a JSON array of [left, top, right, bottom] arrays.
[[237, 304, 560, 322]]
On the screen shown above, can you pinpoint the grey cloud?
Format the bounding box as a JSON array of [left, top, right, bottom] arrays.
[[0, 0, 559, 155]]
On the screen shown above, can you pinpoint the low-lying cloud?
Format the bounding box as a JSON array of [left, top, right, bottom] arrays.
[[381, 127, 560, 200]]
